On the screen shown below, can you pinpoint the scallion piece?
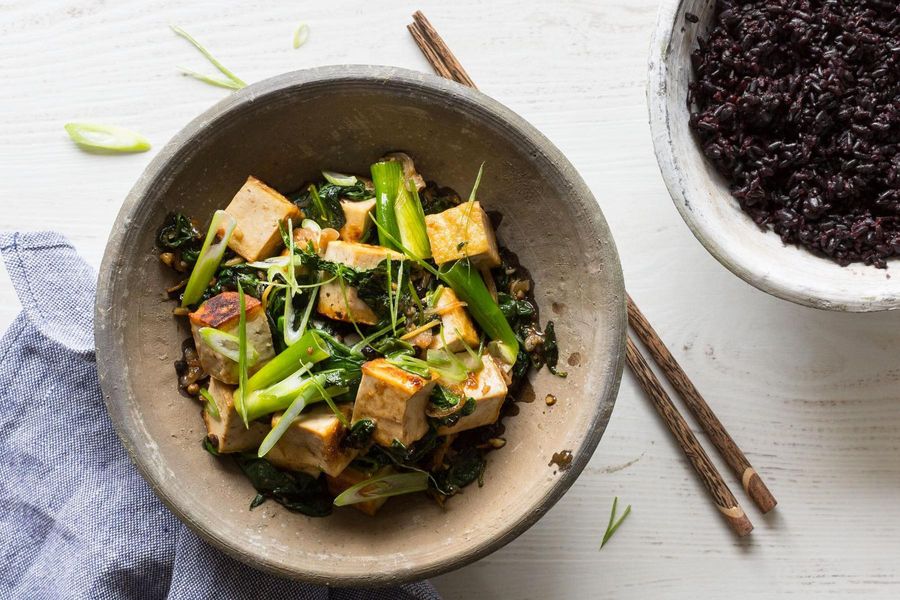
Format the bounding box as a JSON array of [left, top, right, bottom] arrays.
[[257, 372, 347, 457], [236, 284, 250, 427], [199, 387, 220, 420], [333, 471, 429, 506], [394, 178, 431, 259], [181, 210, 237, 307], [243, 330, 330, 395], [170, 25, 246, 89], [600, 497, 632, 549], [293, 23, 310, 49], [198, 327, 259, 365], [322, 171, 357, 186], [439, 260, 519, 364], [64, 123, 151, 153], [370, 160, 403, 250]]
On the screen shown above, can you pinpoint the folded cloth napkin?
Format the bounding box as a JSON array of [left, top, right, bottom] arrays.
[[0, 232, 441, 600]]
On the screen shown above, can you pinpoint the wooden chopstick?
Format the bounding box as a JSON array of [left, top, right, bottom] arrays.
[[627, 294, 777, 513], [407, 10, 764, 536], [625, 337, 753, 536]]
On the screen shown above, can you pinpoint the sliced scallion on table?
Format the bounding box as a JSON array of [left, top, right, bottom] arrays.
[[333, 471, 430, 506], [64, 123, 151, 153], [600, 497, 632, 549], [293, 23, 310, 49], [170, 24, 246, 90], [180, 210, 237, 307]]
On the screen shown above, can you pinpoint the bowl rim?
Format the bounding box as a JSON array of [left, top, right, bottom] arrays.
[[647, 0, 900, 312], [95, 65, 626, 585]]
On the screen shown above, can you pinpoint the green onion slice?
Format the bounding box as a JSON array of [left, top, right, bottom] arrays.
[[301, 218, 321, 232], [198, 327, 259, 365], [181, 210, 237, 307], [322, 171, 357, 187], [257, 372, 346, 457], [293, 23, 310, 49], [170, 25, 246, 89], [64, 123, 151, 153], [236, 284, 250, 427], [333, 471, 429, 506], [244, 330, 330, 395], [199, 387, 220, 419]]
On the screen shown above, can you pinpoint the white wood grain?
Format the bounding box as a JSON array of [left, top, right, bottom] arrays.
[[2, 1, 899, 598]]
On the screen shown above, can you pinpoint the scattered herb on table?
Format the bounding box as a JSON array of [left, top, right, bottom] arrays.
[[293, 23, 310, 49], [171, 24, 247, 90], [600, 496, 631, 549], [64, 123, 151, 154]]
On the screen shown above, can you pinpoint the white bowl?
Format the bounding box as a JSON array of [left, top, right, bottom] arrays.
[[648, 0, 899, 312]]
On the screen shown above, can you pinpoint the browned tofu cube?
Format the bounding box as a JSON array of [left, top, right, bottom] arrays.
[[189, 292, 275, 385], [224, 176, 302, 261], [266, 404, 357, 477], [203, 377, 269, 453], [351, 358, 435, 447], [425, 201, 501, 268], [317, 241, 403, 326], [326, 466, 394, 516], [437, 356, 508, 435], [428, 287, 479, 353], [339, 199, 377, 243]]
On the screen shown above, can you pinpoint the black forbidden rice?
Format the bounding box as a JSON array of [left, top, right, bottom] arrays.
[[688, 1, 900, 268]]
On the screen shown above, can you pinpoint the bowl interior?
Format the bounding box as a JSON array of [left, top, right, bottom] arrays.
[[96, 66, 625, 585], [650, 0, 900, 311]]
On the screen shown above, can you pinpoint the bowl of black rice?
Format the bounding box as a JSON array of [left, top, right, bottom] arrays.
[[649, 0, 900, 311]]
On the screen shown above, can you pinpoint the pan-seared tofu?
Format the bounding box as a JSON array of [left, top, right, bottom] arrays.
[[437, 356, 508, 435], [326, 466, 394, 516], [189, 292, 275, 385], [266, 404, 357, 477], [317, 241, 403, 325], [203, 377, 269, 453], [429, 287, 479, 353], [352, 358, 436, 447], [425, 201, 501, 268], [339, 199, 377, 243], [224, 176, 302, 261]]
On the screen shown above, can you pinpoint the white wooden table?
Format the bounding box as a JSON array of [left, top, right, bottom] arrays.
[[3, 1, 900, 597]]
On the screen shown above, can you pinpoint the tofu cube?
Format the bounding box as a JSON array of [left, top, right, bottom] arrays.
[[266, 404, 357, 477], [352, 358, 435, 447], [425, 201, 501, 268], [326, 466, 394, 516], [224, 176, 302, 261], [317, 241, 403, 326], [203, 377, 270, 453], [189, 292, 275, 385], [339, 199, 377, 243], [429, 287, 479, 353], [437, 356, 508, 435]]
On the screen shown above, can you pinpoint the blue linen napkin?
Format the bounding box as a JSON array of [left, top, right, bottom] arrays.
[[0, 232, 441, 600]]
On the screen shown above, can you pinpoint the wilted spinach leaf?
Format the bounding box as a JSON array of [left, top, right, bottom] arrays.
[[542, 321, 566, 378], [158, 213, 201, 251], [420, 183, 460, 215], [235, 455, 333, 517], [343, 418, 375, 449], [432, 448, 486, 495]]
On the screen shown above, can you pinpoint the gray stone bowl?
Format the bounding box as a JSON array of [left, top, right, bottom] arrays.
[[95, 65, 625, 586], [649, 0, 900, 311]]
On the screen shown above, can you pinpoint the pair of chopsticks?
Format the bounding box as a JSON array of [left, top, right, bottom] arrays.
[[407, 11, 776, 537]]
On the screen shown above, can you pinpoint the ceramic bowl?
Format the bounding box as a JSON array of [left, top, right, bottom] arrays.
[[95, 66, 625, 585], [649, 0, 900, 311]]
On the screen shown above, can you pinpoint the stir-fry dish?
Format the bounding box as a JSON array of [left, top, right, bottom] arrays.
[[157, 154, 565, 517]]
